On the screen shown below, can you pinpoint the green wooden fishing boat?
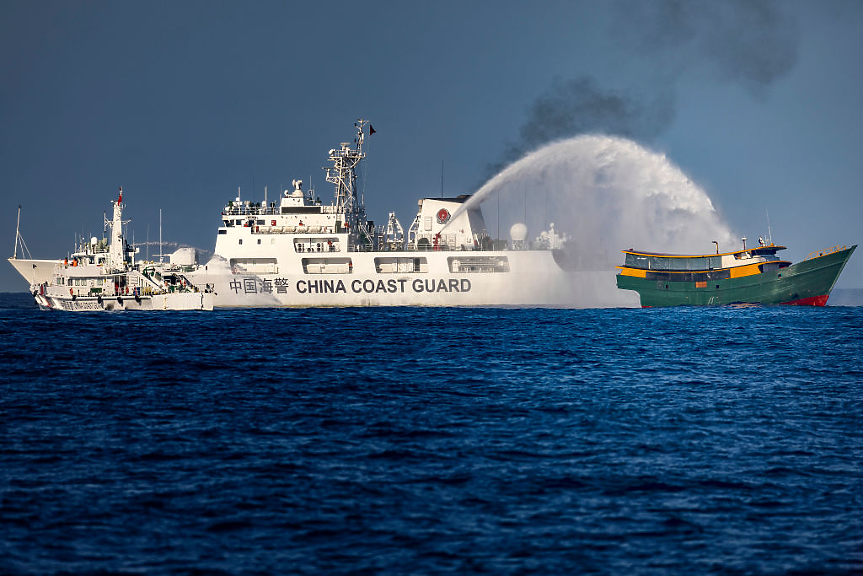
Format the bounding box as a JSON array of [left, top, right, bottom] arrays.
[[616, 240, 856, 307]]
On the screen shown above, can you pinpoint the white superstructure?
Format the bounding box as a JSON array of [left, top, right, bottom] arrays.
[[9, 189, 213, 311], [188, 119, 625, 307]]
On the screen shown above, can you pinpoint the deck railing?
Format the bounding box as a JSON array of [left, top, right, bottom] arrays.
[[804, 245, 848, 261]]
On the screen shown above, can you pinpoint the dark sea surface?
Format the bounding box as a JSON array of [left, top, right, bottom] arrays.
[[1, 292, 862, 575]]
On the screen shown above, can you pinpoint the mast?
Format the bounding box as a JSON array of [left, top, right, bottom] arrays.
[[325, 119, 374, 249], [105, 187, 128, 270], [766, 209, 773, 245], [12, 205, 21, 259]]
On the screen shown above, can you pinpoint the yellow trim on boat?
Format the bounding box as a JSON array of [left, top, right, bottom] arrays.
[[622, 245, 786, 259], [728, 263, 763, 279], [617, 267, 647, 278]]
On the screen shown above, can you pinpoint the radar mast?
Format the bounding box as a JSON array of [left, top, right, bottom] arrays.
[[325, 119, 374, 249]]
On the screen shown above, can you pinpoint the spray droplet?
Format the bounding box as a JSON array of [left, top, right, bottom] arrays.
[[455, 135, 735, 268]]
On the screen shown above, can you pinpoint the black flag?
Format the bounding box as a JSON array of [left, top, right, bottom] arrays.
[[369, 124, 376, 135]]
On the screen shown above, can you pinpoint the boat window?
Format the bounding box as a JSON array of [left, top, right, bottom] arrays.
[[294, 238, 340, 253], [280, 206, 323, 214], [447, 256, 509, 273], [645, 269, 731, 282], [229, 258, 278, 274], [374, 257, 428, 273], [239, 239, 243, 245], [625, 254, 723, 270], [302, 258, 353, 274], [648, 256, 670, 270], [624, 253, 650, 268]]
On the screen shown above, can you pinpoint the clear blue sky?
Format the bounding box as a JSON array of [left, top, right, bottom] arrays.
[[2, 0, 861, 291]]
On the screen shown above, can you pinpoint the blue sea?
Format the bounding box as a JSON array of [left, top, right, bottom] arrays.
[[1, 292, 861, 575]]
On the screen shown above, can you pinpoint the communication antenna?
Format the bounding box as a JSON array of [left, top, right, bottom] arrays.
[[159, 208, 163, 264], [325, 119, 374, 248], [766, 209, 773, 245], [12, 205, 21, 258], [10, 204, 36, 260]]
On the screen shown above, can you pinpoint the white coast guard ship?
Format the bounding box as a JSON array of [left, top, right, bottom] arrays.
[[9, 190, 213, 311], [188, 119, 618, 307]]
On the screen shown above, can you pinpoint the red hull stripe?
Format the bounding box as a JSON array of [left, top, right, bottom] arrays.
[[780, 294, 829, 306]]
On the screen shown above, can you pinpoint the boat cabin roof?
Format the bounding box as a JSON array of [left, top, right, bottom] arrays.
[[420, 194, 472, 203], [622, 245, 786, 259]]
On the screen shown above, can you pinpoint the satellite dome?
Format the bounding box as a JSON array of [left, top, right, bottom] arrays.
[[510, 223, 528, 242]]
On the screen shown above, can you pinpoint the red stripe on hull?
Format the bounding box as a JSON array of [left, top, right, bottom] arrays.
[[780, 294, 829, 306]]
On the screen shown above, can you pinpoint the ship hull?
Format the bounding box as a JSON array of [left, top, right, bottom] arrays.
[[187, 250, 639, 308], [35, 291, 213, 311], [616, 246, 856, 307], [7, 258, 59, 286]]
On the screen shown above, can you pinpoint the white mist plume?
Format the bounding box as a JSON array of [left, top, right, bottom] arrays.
[[458, 135, 736, 266]]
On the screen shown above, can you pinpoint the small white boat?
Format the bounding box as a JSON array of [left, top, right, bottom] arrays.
[[9, 189, 213, 311]]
